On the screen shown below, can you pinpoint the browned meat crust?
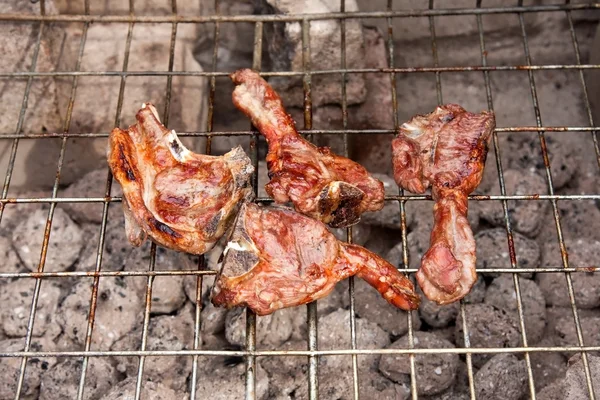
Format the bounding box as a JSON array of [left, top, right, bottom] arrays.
[[392, 104, 495, 304], [230, 69, 384, 228], [108, 103, 254, 255]]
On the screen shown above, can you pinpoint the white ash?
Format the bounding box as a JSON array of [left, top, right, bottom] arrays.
[[13, 208, 84, 273], [0, 279, 61, 339], [484, 275, 547, 344], [124, 245, 187, 315], [358, 174, 415, 230], [260, 0, 366, 108], [38, 357, 120, 400], [340, 278, 421, 337], [479, 169, 550, 237], [195, 356, 269, 400], [475, 228, 540, 278], [111, 304, 194, 391], [225, 307, 294, 349], [379, 331, 458, 396], [537, 239, 600, 309], [60, 168, 122, 224], [318, 308, 390, 372], [98, 377, 188, 400], [455, 303, 522, 368], [56, 276, 144, 350], [474, 354, 528, 400], [0, 337, 57, 400]]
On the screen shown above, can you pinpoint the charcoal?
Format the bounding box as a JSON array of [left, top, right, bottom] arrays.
[[225, 307, 295, 349], [455, 303, 522, 368], [554, 315, 600, 357], [56, 276, 144, 349], [292, 368, 410, 400], [479, 169, 550, 237], [201, 301, 228, 337], [195, 356, 269, 400], [38, 357, 120, 400], [358, 174, 415, 230], [1, 280, 61, 339], [0, 337, 57, 400], [124, 246, 186, 315], [475, 228, 540, 278], [484, 275, 546, 344], [537, 378, 566, 400], [530, 337, 568, 392], [418, 287, 459, 329], [182, 246, 222, 304], [319, 308, 390, 372], [13, 208, 84, 272], [111, 304, 194, 391], [537, 239, 600, 309], [260, 340, 405, 400], [61, 168, 121, 224], [0, 236, 24, 273], [379, 331, 458, 396], [98, 377, 187, 400], [260, 340, 306, 399], [463, 275, 486, 304], [77, 219, 133, 272], [474, 354, 528, 400], [289, 284, 345, 341], [562, 354, 600, 400], [55, 0, 201, 15], [418, 276, 485, 329], [259, 0, 366, 108], [340, 278, 421, 337]]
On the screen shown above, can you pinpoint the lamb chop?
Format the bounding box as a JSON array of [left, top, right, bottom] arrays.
[[230, 69, 384, 228], [108, 103, 254, 255], [392, 104, 495, 304], [211, 202, 419, 316]]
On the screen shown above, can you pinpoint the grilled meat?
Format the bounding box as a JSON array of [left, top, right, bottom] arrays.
[[211, 202, 419, 316], [108, 103, 254, 255], [392, 104, 495, 304], [230, 69, 384, 228]]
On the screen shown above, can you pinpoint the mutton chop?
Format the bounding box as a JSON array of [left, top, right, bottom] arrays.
[[211, 203, 420, 316], [108, 103, 254, 255], [392, 104, 495, 304], [231, 69, 384, 228]]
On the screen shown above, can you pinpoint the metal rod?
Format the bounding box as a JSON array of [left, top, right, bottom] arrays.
[[244, 20, 263, 400], [476, 1, 536, 398], [1, 3, 598, 23], [517, 4, 596, 399], [5, 345, 600, 358]]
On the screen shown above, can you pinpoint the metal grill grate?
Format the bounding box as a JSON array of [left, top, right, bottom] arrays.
[[0, 0, 599, 399]]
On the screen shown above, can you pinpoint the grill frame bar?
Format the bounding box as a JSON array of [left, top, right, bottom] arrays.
[[0, 0, 599, 399]]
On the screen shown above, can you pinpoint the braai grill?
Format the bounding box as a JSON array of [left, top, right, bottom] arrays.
[[0, 1, 599, 399]]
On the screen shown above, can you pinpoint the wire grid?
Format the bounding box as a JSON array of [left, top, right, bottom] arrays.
[[0, 0, 599, 399]]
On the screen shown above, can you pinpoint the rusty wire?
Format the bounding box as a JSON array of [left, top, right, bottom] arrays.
[[0, 1, 600, 400]]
